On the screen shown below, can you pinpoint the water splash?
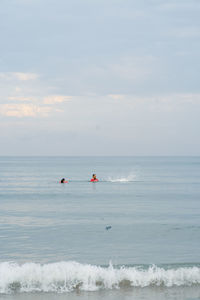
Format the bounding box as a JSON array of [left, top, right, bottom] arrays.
[[1, 261, 200, 294], [107, 174, 137, 182]]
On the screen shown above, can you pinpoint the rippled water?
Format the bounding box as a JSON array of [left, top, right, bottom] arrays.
[[0, 156, 200, 299]]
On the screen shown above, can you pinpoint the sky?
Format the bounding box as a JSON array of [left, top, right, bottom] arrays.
[[0, 0, 200, 155]]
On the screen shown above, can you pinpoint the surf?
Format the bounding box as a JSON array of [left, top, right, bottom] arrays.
[[1, 261, 200, 294]]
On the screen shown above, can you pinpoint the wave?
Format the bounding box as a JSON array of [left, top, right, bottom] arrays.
[[1, 261, 200, 294]]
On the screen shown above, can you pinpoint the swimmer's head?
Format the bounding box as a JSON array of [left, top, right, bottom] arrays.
[[61, 178, 65, 183]]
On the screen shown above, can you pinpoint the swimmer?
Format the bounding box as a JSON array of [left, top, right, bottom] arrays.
[[60, 178, 68, 183], [90, 174, 99, 182]]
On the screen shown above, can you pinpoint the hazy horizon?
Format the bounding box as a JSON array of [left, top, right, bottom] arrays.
[[1, 155, 200, 157]]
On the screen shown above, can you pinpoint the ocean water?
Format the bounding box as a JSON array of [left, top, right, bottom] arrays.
[[0, 156, 200, 300]]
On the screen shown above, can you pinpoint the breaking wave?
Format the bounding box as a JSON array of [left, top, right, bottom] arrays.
[[1, 261, 200, 294]]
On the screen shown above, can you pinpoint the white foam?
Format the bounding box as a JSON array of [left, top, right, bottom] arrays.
[[0, 261, 200, 294], [108, 174, 137, 182]]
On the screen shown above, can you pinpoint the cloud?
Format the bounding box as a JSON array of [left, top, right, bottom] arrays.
[[170, 27, 200, 39], [0, 104, 52, 117], [157, 2, 199, 11], [43, 95, 72, 104], [108, 94, 125, 100], [12, 72, 39, 81], [15, 87, 22, 92], [107, 56, 156, 82], [8, 96, 34, 102], [0, 72, 39, 81], [0, 93, 70, 118], [2, 92, 200, 119], [105, 93, 200, 112]]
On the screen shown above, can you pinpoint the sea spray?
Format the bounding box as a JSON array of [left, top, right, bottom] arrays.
[[107, 174, 137, 182], [1, 261, 200, 294]]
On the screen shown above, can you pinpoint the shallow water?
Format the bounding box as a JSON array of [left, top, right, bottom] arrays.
[[0, 156, 200, 299], [1, 287, 200, 300]]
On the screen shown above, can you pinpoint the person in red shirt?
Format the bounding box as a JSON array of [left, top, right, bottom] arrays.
[[90, 174, 99, 182]]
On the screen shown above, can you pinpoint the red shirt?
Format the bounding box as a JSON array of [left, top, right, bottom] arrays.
[[90, 178, 99, 182]]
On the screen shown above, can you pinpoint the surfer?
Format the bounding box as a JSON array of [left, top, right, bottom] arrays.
[[90, 174, 99, 182]]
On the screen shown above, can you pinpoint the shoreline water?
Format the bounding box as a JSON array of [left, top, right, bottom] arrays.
[[1, 286, 200, 300]]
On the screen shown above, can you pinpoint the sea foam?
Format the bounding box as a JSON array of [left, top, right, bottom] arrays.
[[1, 261, 200, 293], [107, 174, 137, 182]]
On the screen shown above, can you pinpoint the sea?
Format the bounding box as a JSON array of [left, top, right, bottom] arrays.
[[0, 156, 200, 300]]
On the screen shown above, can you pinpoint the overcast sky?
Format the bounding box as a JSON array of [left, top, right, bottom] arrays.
[[0, 0, 200, 155]]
